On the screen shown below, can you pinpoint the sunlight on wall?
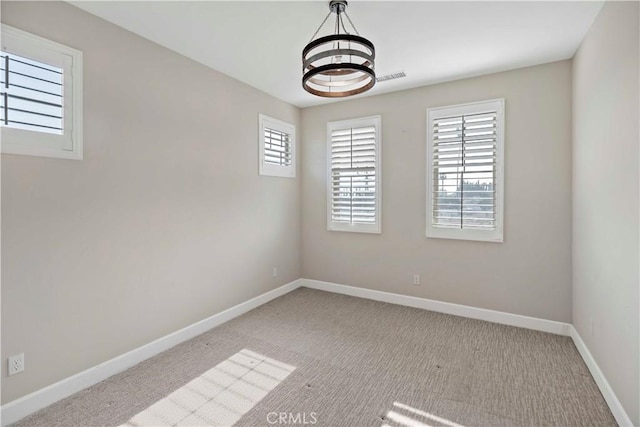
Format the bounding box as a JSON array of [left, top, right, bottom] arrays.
[[382, 401, 464, 427], [120, 349, 295, 427]]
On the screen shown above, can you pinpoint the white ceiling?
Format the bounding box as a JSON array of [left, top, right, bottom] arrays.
[[70, 1, 603, 108]]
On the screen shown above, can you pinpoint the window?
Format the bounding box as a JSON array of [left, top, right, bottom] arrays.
[[426, 99, 504, 242], [1, 25, 83, 160], [327, 115, 381, 233], [258, 114, 295, 178]]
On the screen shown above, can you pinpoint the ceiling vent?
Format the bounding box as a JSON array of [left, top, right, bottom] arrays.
[[376, 71, 406, 82]]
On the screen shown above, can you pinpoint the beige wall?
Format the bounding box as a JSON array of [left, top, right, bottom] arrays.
[[302, 61, 573, 323], [1, 1, 301, 404], [572, 1, 639, 424]]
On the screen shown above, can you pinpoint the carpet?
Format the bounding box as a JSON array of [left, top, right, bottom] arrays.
[[13, 287, 616, 426]]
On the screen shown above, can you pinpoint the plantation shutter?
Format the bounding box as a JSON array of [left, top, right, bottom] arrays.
[[330, 125, 377, 225], [0, 51, 63, 135], [431, 111, 497, 230], [263, 126, 292, 167], [258, 114, 295, 178]]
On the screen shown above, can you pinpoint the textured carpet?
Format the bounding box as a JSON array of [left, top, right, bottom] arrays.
[[13, 288, 616, 427]]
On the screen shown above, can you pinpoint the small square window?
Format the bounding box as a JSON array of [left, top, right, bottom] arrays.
[[1, 24, 83, 160], [258, 114, 295, 178]]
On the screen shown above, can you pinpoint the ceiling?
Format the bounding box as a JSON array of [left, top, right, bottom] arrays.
[[69, 1, 603, 108]]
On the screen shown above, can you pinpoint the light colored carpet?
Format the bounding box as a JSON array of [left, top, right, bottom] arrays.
[[13, 288, 616, 427]]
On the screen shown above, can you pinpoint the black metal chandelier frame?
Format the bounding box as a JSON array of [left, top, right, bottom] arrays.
[[302, 0, 376, 98]]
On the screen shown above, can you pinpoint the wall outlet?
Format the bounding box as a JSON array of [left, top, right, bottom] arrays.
[[590, 316, 595, 337], [272, 267, 278, 278], [412, 274, 421, 286], [8, 353, 24, 376]]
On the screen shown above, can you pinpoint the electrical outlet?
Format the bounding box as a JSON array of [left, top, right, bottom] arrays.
[[8, 353, 24, 376], [272, 267, 278, 278], [412, 274, 421, 286], [590, 317, 595, 337]]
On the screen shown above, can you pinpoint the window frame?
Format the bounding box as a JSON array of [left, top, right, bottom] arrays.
[[258, 113, 295, 178], [426, 99, 505, 243], [1, 24, 83, 160], [326, 115, 382, 234]]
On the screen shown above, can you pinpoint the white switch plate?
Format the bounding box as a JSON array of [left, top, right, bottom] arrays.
[[8, 353, 24, 376], [272, 267, 278, 277]]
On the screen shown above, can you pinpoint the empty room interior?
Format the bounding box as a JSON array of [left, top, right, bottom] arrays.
[[1, 1, 639, 426]]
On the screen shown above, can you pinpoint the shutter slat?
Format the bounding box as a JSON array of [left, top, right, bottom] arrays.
[[265, 148, 292, 156], [434, 144, 495, 153]]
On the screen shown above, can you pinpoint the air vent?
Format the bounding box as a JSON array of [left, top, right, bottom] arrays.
[[376, 71, 407, 82]]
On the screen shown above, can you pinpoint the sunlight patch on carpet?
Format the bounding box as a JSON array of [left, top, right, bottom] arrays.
[[382, 401, 464, 427], [120, 349, 295, 427]]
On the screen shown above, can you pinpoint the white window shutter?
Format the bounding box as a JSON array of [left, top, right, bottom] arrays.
[[427, 99, 504, 242], [259, 114, 295, 178], [327, 116, 381, 233], [0, 51, 64, 135], [0, 24, 83, 160], [263, 127, 292, 167]]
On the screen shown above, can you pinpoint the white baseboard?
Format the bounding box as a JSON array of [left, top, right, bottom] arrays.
[[569, 326, 633, 427], [2, 278, 632, 427], [301, 279, 571, 336], [0, 279, 302, 427]]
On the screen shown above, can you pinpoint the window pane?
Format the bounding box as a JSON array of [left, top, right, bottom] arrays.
[[264, 127, 292, 166], [0, 52, 63, 135], [432, 111, 498, 230], [330, 123, 378, 226]]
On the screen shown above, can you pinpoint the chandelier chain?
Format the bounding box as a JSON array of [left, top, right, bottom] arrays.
[[343, 11, 360, 35], [309, 11, 332, 42], [339, 11, 349, 34]]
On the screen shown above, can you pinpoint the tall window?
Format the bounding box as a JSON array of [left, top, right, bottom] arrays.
[[427, 99, 504, 242], [258, 114, 295, 178], [327, 116, 381, 233], [1, 25, 83, 159]]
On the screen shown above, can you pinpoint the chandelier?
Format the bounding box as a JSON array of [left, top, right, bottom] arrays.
[[302, 0, 376, 98]]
